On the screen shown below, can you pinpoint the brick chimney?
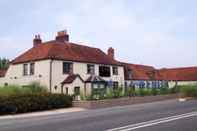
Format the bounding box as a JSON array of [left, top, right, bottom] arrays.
[[56, 30, 69, 42], [108, 47, 114, 59], [33, 35, 42, 47]]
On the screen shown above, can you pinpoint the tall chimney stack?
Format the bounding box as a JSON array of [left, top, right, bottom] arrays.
[[56, 30, 69, 42], [33, 35, 42, 47], [108, 47, 115, 59]]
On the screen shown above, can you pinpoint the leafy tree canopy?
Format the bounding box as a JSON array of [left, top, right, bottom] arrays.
[[0, 58, 9, 69]]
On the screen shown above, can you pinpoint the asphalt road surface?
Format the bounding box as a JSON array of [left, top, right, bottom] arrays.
[[0, 99, 197, 131]]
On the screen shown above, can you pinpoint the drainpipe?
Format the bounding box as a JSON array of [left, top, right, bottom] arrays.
[[49, 59, 53, 93]]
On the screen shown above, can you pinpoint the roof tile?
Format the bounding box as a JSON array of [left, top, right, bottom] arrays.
[[12, 41, 121, 66]]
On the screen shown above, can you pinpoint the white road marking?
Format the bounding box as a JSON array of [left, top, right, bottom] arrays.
[[107, 111, 197, 131]]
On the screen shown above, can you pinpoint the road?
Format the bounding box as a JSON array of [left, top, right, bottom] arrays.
[[0, 99, 197, 131]]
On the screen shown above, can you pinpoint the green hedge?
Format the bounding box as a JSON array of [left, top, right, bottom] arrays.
[[180, 85, 197, 97], [0, 93, 72, 115], [0, 82, 47, 96]]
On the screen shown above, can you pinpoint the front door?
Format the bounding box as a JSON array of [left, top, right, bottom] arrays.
[[74, 87, 80, 100]]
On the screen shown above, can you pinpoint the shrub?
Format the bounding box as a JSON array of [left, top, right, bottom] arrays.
[[180, 85, 197, 97], [0, 83, 47, 96], [169, 86, 180, 94], [159, 87, 170, 95], [0, 85, 26, 96], [135, 88, 151, 96], [126, 88, 136, 97], [0, 93, 72, 115], [113, 87, 124, 98], [106, 88, 114, 99], [27, 82, 48, 94], [150, 88, 159, 96]]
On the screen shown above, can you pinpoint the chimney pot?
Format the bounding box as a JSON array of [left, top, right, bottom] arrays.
[[56, 30, 69, 42], [108, 47, 115, 59], [33, 34, 42, 47]]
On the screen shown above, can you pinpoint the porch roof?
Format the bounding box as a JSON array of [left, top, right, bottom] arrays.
[[61, 74, 84, 85], [85, 75, 106, 83]]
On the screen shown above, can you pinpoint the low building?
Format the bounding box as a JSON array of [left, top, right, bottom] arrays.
[[158, 67, 197, 87], [122, 62, 197, 89]]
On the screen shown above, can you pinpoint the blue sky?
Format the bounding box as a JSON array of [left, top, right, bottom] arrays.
[[0, 0, 197, 68]]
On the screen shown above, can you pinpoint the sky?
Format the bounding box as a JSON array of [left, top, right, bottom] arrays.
[[0, 0, 197, 68]]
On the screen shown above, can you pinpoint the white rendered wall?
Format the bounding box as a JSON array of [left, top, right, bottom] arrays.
[[51, 60, 125, 93], [0, 60, 50, 90]]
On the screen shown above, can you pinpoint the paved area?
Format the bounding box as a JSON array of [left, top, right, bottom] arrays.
[[0, 99, 197, 131], [0, 107, 86, 120]]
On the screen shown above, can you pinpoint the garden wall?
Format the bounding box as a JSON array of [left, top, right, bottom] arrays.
[[73, 94, 178, 109]]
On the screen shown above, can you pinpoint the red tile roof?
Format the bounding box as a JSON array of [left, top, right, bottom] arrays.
[[11, 41, 121, 66], [122, 62, 197, 81], [61, 74, 84, 84], [0, 69, 7, 77], [121, 62, 155, 80], [158, 67, 197, 81]]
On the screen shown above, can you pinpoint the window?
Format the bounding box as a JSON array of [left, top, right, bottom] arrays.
[[87, 64, 95, 74], [128, 69, 132, 79], [66, 88, 68, 95], [54, 86, 58, 90], [63, 62, 73, 74], [99, 66, 111, 77], [74, 87, 80, 96], [23, 64, 28, 76], [30, 63, 35, 75], [112, 66, 118, 75], [92, 83, 106, 99], [113, 82, 119, 89]]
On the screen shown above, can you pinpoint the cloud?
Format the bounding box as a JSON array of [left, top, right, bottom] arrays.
[[0, 0, 197, 68]]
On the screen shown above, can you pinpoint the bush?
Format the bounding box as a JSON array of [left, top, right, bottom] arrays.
[[136, 88, 151, 96], [0, 93, 72, 115], [27, 82, 48, 94], [126, 88, 136, 97], [106, 88, 114, 99], [0, 83, 47, 96], [169, 86, 180, 94], [159, 87, 170, 95], [150, 88, 159, 96], [180, 85, 197, 97], [113, 87, 124, 98]]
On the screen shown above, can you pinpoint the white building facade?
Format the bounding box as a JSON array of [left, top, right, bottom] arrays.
[[0, 31, 125, 98]]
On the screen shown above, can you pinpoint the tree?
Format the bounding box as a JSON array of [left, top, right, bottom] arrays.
[[0, 58, 9, 69]]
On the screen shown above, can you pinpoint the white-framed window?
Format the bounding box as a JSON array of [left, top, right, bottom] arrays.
[[99, 66, 111, 77], [87, 64, 95, 74], [23, 64, 28, 76], [112, 66, 118, 75], [30, 63, 35, 75], [63, 62, 73, 74]]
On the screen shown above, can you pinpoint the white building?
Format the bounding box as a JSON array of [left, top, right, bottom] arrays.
[[0, 30, 197, 99], [0, 31, 125, 98]]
